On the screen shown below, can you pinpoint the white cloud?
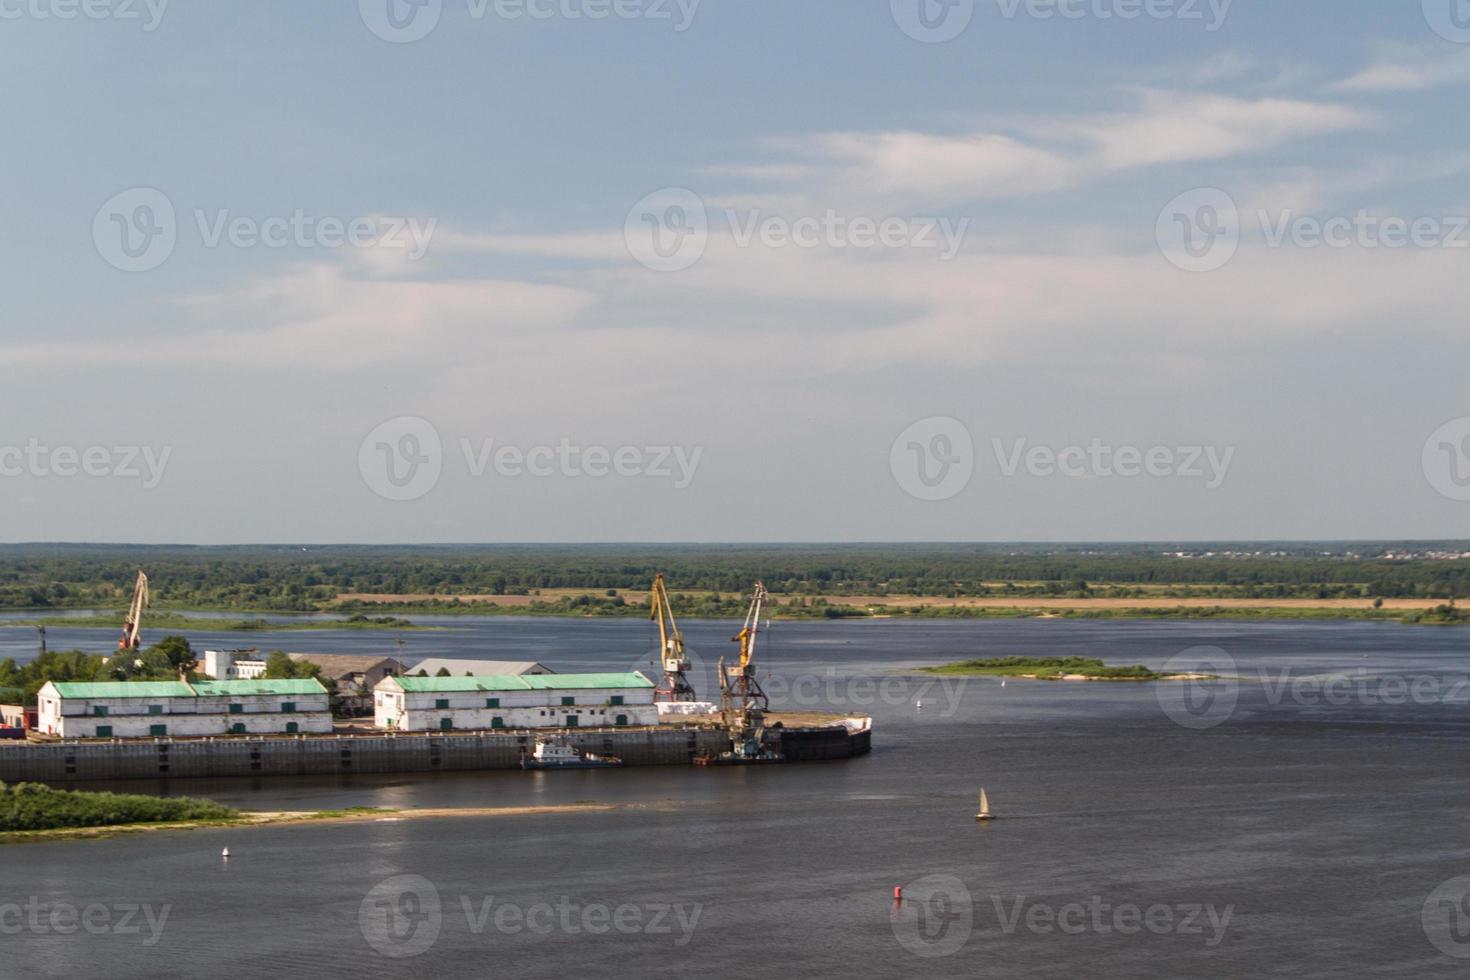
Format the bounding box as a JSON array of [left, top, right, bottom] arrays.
[[1334, 44, 1470, 93], [734, 91, 1373, 210]]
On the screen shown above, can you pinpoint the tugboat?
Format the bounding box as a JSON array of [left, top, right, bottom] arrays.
[[521, 737, 624, 770]]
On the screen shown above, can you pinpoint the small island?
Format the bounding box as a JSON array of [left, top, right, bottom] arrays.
[[920, 656, 1205, 681], [1, 782, 240, 837]]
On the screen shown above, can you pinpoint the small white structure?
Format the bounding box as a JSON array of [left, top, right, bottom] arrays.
[[203, 649, 267, 680], [37, 679, 331, 739], [406, 658, 553, 677], [375, 672, 656, 732]]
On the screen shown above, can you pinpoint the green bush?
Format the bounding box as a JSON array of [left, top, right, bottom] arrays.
[[0, 782, 238, 832]]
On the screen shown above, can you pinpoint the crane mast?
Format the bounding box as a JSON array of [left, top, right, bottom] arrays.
[[649, 574, 696, 701], [118, 570, 149, 652]]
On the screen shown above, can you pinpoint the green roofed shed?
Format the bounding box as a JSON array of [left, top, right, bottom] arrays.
[[48, 682, 195, 699], [192, 679, 327, 696], [390, 672, 651, 694]]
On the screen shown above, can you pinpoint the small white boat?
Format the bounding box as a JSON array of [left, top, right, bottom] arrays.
[[522, 738, 623, 770], [976, 787, 994, 821]]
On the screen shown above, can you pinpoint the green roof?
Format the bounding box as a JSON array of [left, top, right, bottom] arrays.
[[391, 671, 651, 694], [193, 679, 327, 696], [48, 682, 195, 699], [45, 679, 326, 699]]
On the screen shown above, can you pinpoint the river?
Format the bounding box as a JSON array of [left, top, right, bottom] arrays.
[[3, 616, 1469, 977]]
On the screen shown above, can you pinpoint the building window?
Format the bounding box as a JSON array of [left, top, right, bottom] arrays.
[[281, 702, 296, 713], [93, 706, 108, 717], [615, 714, 628, 726], [486, 698, 500, 708], [96, 725, 113, 738], [229, 703, 243, 714], [561, 696, 575, 706], [231, 723, 246, 734], [610, 695, 624, 706], [148, 705, 163, 716], [566, 715, 579, 727], [439, 718, 453, 731], [149, 724, 167, 736], [435, 699, 450, 709], [286, 722, 299, 734], [491, 717, 505, 729]]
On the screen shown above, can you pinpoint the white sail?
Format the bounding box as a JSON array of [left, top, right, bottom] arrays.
[[979, 788, 990, 815]]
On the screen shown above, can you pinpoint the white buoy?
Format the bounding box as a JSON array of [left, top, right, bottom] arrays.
[[916, 699, 923, 710], [1001, 680, 1006, 688], [221, 847, 230, 859]]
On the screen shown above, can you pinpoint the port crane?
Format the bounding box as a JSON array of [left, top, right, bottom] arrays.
[[117, 570, 149, 652], [715, 582, 776, 761], [649, 574, 696, 701]]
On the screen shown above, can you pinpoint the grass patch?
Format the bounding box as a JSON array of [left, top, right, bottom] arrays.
[[0, 782, 239, 833]]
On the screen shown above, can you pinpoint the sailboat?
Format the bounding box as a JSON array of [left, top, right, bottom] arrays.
[[976, 787, 994, 821]]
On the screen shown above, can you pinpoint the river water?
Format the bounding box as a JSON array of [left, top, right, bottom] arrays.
[[4, 616, 1470, 978]]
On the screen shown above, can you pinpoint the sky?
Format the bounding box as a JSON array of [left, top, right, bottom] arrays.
[[2, 0, 1469, 543]]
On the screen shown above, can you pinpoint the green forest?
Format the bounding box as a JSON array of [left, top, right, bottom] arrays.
[[0, 543, 1465, 612]]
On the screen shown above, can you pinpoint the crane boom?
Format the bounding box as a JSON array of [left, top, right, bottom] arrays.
[[649, 574, 696, 701], [118, 570, 149, 652]]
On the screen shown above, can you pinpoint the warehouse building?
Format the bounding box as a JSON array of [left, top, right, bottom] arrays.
[[36, 679, 332, 739], [374, 672, 656, 732], [285, 653, 406, 695]]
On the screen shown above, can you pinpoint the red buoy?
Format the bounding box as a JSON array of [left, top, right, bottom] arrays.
[[893, 886, 903, 901]]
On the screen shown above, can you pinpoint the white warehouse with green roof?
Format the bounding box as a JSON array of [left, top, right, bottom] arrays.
[[36, 679, 332, 739], [374, 672, 657, 732]]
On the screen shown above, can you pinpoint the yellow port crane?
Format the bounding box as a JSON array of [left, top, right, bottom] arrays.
[[717, 582, 773, 759], [649, 574, 696, 701], [117, 570, 149, 652]]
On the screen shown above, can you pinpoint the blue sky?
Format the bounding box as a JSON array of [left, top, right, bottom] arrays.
[[2, 0, 1469, 542]]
